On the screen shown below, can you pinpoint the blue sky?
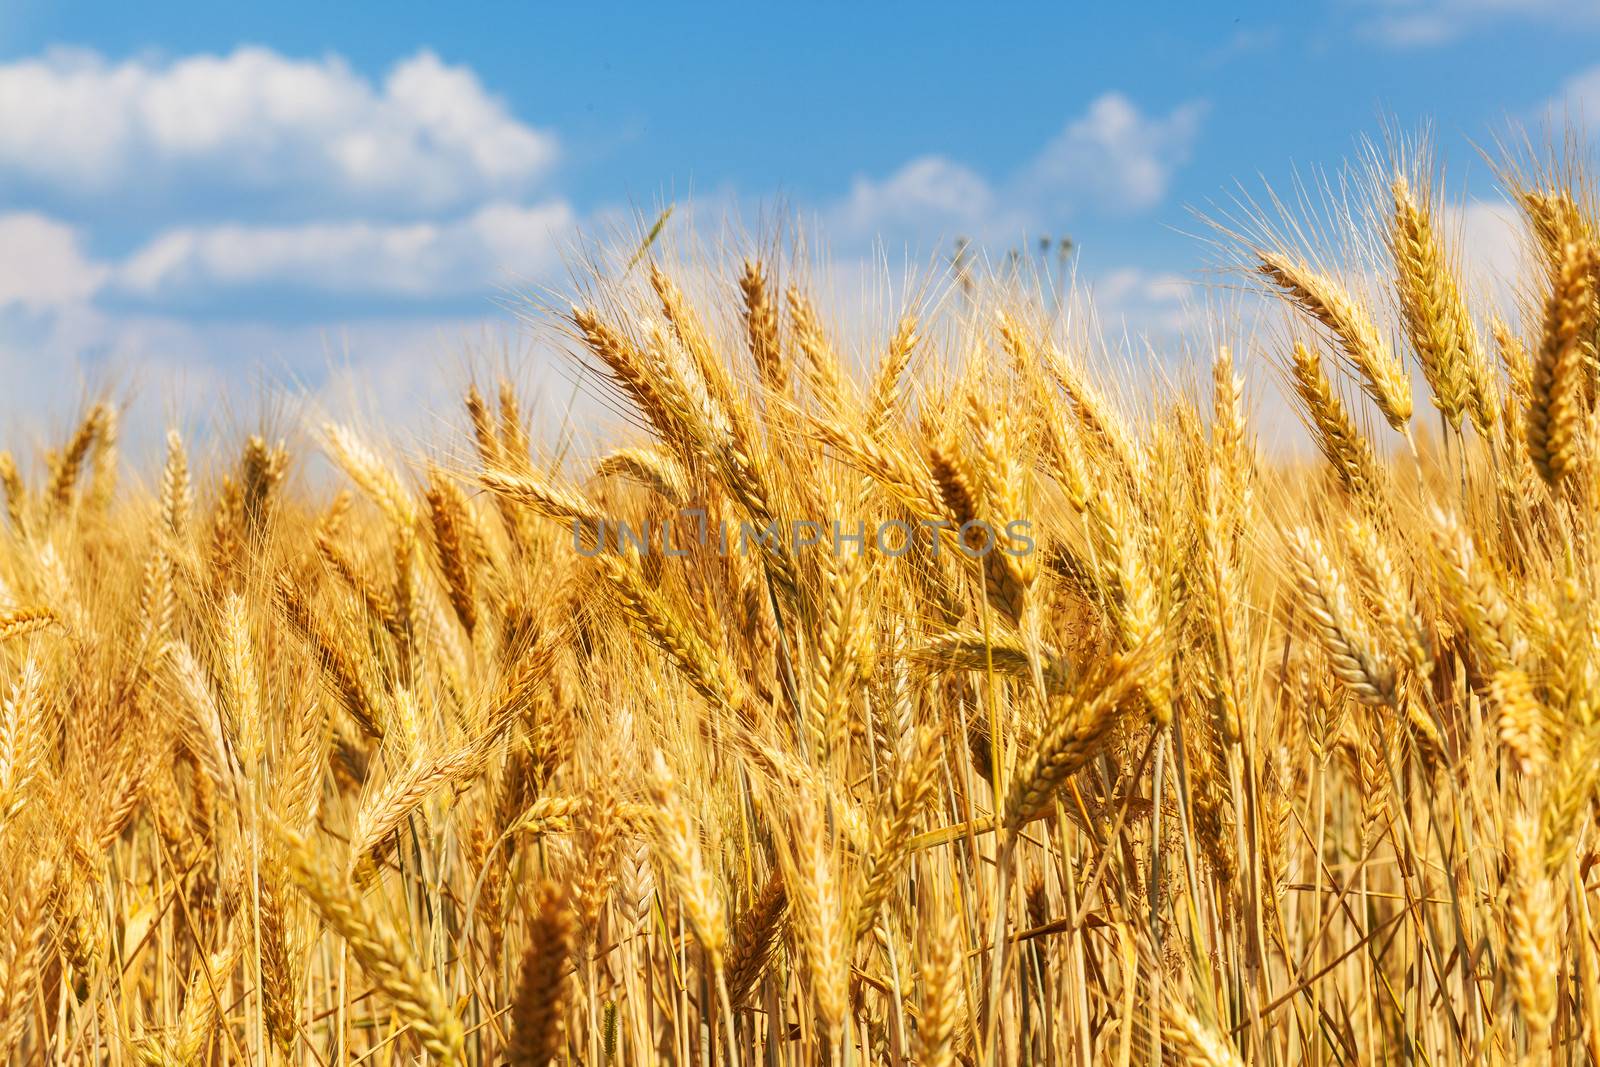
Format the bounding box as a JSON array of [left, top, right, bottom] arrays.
[[2, 0, 1598, 435]]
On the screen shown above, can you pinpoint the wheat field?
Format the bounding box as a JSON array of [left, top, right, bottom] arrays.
[[0, 140, 1598, 1066]]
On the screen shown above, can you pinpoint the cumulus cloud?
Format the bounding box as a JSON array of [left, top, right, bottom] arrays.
[[1094, 267, 1192, 312], [1455, 198, 1529, 300], [831, 157, 1004, 246], [0, 42, 1215, 440], [827, 93, 1205, 249], [1018, 94, 1208, 215], [0, 214, 106, 308], [116, 199, 577, 301], [0, 47, 558, 215], [22, 89, 1203, 313], [0, 197, 580, 313], [1552, 63, 1600, 128]]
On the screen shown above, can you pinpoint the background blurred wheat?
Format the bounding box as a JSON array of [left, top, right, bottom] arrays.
[[1, 133, 1598, 1066]]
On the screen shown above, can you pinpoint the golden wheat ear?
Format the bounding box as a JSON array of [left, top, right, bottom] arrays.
[[1258, 251, 1413, 434], [276, 824, 465, 1064], [1526, 235, 1598, 486], [508, 879, 576, 1067]]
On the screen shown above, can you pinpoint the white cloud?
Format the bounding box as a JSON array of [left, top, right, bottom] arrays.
[[1018, 94, 1208, 215], [0, 198, 580, 310], [1553, 63, 1600, 127], [1094, 267, 1191, 310], [1356, 0, 1599, 46], [0, 47, 558, 213], [1455, 198, 1529, 303], [830, 156, 1004, 246], [87, 91, 1203, 310], [116, 199, 577, 300], [1084, 267, 1203, 345], [0, 42, 1217, 439], [828, 93, 1206, 250], [0, 214, 106, 308]]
